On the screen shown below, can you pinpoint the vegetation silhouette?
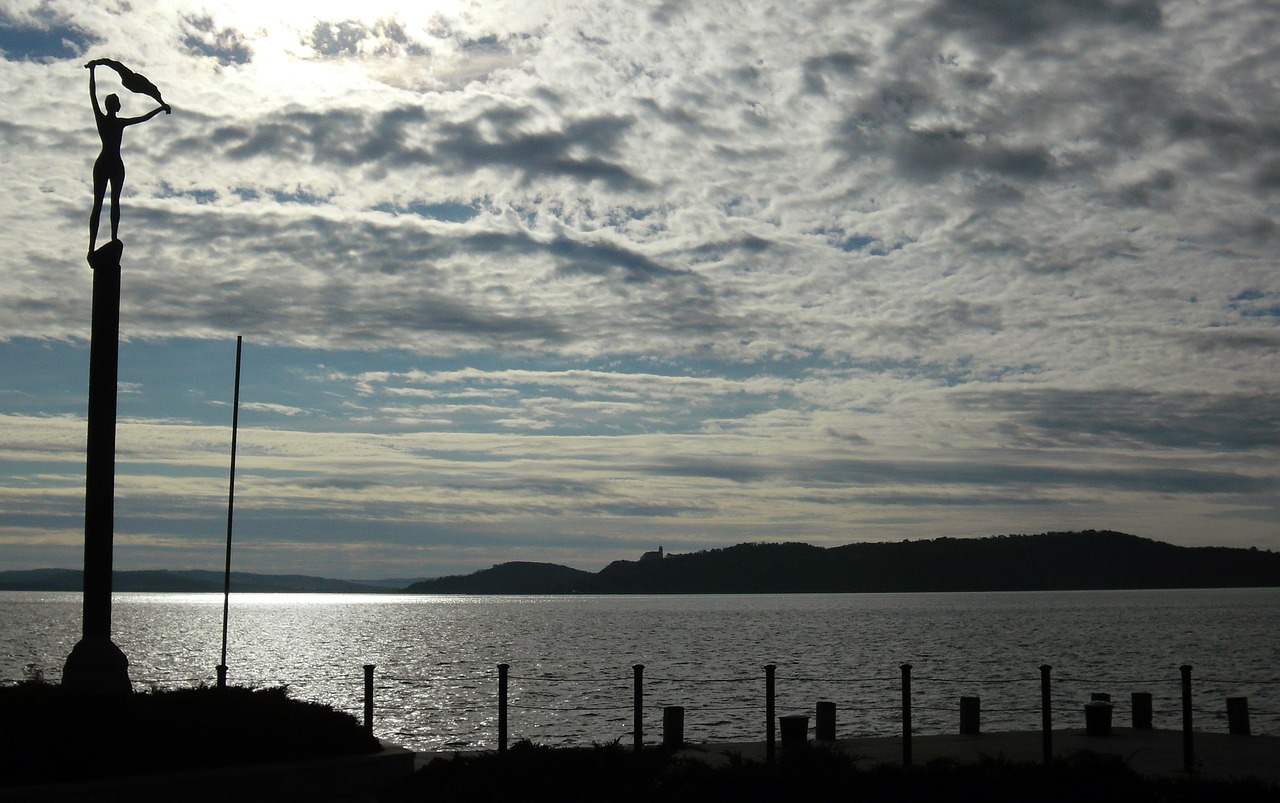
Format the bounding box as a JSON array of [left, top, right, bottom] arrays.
[[0, 681, 379, 787], [382, 739, 1277, 803]]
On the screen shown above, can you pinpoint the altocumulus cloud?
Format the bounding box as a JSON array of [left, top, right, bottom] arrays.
[[0, 0, 1277, 578]]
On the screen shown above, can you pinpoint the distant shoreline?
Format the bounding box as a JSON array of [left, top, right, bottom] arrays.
[[5, 531, 1279, 595]]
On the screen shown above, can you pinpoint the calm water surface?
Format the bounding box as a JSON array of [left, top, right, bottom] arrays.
[[2, 589, 1276, 751]]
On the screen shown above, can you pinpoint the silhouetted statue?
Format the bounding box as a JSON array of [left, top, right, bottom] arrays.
[[86, 59, 170, 260]]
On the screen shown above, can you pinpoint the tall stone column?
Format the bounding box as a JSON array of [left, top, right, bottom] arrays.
[[62, 240, 132, 694]]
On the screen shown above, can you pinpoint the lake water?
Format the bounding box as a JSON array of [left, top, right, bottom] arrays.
[[2, 589, 1276, 752]]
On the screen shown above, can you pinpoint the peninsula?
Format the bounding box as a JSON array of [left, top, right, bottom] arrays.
[[407, 531, 1280, 595]]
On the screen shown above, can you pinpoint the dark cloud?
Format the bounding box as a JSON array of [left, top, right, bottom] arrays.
[[891, 127, 1057, 182], [802, 52, 864, 95], [1114, 169, 1178, 208], [182, 16, 251, 66], [1167, 107, 1280, 181], [637, 451, 1274, 496], [925, 0, 1162, 45], [433, 108, 653, 190], [307, 18, 428, 58], [954, 388, 1280, 451], [181, 103, 651, 190]]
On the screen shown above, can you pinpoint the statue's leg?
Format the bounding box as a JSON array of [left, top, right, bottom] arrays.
[[89, 167, 107, 253], [108, 166, 124, 243]]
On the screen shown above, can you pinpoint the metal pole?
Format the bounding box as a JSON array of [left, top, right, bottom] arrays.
[[363, 664, 375, 735], [901, 663, 912, 766], [498, 663, 509, 755], [633, 664, 644, 752], [1180, 665, 1193, 772], [218, 336, 242, 688], [765, 664, 776, 764], [1040, 664, 1052, 764]]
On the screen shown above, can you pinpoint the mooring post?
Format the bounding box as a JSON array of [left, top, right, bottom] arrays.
[[662, 705, 685, 749], [765, 664, 777, 764], [1180, 664, 1193, 772], [633, 664, 644, 752], [363, 664, 375, 735], [1040, 664, 1052, 765], [1132, 692, 1153, 729], [816, 701, 836, 741], [901, 663, 912, 766], [498, 663, 509, 756], [960, 695, 981, 735]]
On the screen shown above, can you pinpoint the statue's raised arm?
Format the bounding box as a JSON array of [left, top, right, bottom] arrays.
[[86, 59, 170, 260]]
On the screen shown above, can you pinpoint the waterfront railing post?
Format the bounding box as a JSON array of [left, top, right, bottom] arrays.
[[1132, 692, 1153, 729], [1227, 697, 1250, 736], [1040, 664, 1052, 765], [900, 663, 912, 766], [960, 695, 980, 735], [363, 664, 375, 736], [633, 664, 644, 752], [498, 663, 510, 756], [1180, 664, 1193, 772], [816, 701, 836, 741], [765, 664, 777, 764]]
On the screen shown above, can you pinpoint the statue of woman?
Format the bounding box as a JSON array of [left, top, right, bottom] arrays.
[[86, 59, 170, 257]]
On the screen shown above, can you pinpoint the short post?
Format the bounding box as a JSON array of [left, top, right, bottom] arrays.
[[1131, 692, 1153, 729], [1040, 665, 1052, 765], [216, 664, 227, 689], [1226, 697, 1250, 736], [363, 664, 375, 735], [1091, 692, 1111, 702], [959, 696, 980, 735], [1085, 700, 1113, 736], [633, 664, 644, 751], [765, 664, 776, 764], [662, 705, 684, 749], [1180, 665, 1193, 772], [901, 663, 912, 766], [498, 663, 509, 756], [815, 701, 836, 741]]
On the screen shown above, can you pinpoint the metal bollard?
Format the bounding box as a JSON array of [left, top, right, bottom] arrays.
[[663, 705, 685, 749], [1227, 697, 1251, 736], [1131, 692, 1153, 729], [960, 696, 980, 735], [815, 701, 837, 741]]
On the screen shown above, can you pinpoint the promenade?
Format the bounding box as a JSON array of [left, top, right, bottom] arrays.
[[673, 728, 1280, 783]]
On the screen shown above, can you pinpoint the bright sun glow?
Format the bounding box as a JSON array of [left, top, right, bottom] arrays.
[[200, 0, 465, 33]]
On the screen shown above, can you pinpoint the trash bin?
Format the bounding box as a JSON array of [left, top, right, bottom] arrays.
[[1085, 700, 1113, 736], [779, 715, 809, 748]]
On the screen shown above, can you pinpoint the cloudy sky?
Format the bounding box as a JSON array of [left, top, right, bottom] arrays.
[[1, 0, 1277, 580]]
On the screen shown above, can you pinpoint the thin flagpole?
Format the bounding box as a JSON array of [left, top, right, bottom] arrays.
[[217, 336, 242, 689]]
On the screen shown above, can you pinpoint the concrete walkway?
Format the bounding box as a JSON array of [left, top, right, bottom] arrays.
[[674, 729, 1280, 783]]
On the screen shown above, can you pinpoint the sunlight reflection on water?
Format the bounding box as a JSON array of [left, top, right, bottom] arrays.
[[3, 589, 1277, 751]]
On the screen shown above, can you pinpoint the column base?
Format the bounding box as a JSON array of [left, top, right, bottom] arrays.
[[62, 636, 132, 695]]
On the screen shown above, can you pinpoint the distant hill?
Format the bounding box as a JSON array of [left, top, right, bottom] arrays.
[[407, 562, 596, 594], [407, 531, 1280, 595], [0, 569, 394, 594]]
